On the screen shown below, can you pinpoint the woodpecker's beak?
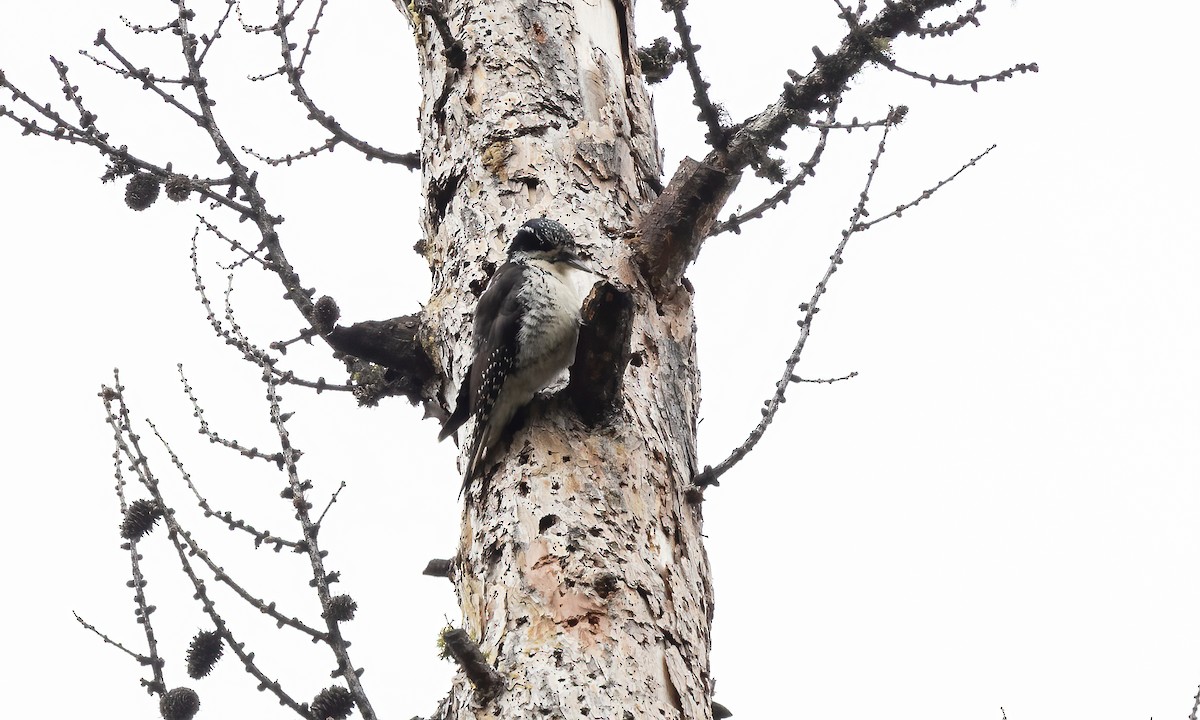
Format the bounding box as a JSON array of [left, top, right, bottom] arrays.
[[558, 250, 591, 273]]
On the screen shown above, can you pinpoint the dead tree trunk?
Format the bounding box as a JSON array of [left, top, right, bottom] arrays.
[[405, 1, 714, 717]]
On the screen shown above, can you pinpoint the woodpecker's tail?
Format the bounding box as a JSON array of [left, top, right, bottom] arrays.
[[459, 422, 494, 497], [439, 375, 471, 442]]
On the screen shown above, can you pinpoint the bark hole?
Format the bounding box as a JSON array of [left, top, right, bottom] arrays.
[[428, 170, 462, 231], [468, 259, 499, 296], [593, 572, 619, 598], [538, 514, 559, 533]]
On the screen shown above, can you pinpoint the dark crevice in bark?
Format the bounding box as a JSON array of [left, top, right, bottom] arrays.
[[611, 0, 634, 77], [567, 281, 635, 425], [428, 170, 463, 232]]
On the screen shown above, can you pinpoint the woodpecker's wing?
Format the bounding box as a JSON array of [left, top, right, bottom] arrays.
[[437, 261, 520, 442], [460, 262, 526, 488]]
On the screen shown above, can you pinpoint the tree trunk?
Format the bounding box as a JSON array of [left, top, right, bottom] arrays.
[[404, 1, 714, 717]]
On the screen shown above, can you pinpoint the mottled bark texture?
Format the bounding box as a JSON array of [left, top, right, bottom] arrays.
[[403, 0, 714, 718]]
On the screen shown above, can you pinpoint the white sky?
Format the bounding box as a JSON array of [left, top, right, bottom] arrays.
[[1, 2, 1197, 719]]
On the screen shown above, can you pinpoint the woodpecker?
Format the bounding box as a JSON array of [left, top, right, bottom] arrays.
[[439, 218, 591, 493]]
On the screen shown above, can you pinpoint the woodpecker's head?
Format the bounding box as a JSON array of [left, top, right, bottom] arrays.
[[508, 218, 589, 271]]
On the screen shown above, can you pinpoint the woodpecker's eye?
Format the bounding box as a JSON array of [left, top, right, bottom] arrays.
[[511, 227, 553, 254]]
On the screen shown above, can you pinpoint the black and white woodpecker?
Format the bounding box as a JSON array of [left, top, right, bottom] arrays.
[[439, 218, 592, 492]]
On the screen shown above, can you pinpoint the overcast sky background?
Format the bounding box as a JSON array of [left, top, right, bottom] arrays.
[[1, 1, 1197, 719]]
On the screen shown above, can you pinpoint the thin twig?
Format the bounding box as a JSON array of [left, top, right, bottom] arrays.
[[119, 16, 176, 34], [315, 481, 348, 527], [74, 612, 151, 664], [853, 144, 995, 231], [197, 215, 271, 269], [810, 115, 894, 133], [913, 0, 986, 39], [878, 57, 1039, 91], [793, 371, 858, 384], [174, 0, 314, 326], [197, 0, 238, 66]]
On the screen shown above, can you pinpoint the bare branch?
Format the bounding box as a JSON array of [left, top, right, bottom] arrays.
[[422, 559, 454, 578], [175, 519, 327, 641], [197, 215, 271, 269], [102, 373, 358, 717], [5, 8, 435, 404], [119, 16, 176, 35], [810, 114, 896, 133], [636, 0, 1010, 293], [167, 0, 317, 327], [101, 381, 167, 697], [258, 362, 378, 720], [442, 628, 504, 701], [696, 117, 897, 487], [697, 112, 994, 487], [243, 135, 342, 167], [152, 389, 303, 553], [0, 61, 263, 220], [270, 0, 420, 168], [197, 1, 238, 66]]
